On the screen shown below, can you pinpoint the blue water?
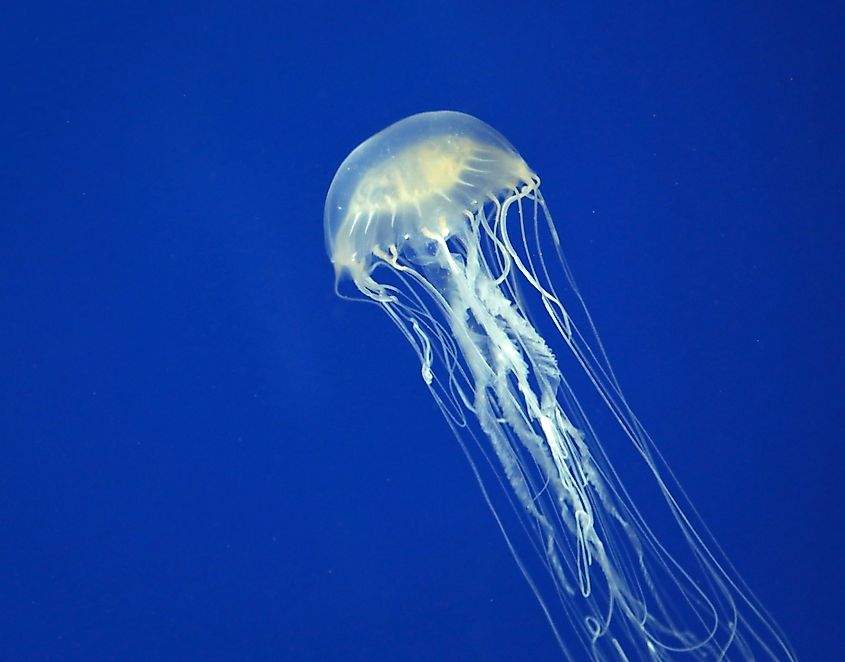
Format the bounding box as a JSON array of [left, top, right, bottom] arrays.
[[2, 3, 843, 660]]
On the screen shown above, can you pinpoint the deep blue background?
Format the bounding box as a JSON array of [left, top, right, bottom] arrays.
[[2, 3, 843, 660]]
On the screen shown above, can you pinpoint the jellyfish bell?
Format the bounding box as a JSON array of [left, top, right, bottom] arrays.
[[324, 111, 795, 660], [325, 111, 534, 294]]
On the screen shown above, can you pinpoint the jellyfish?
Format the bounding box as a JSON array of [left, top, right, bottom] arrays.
[[324, 111, 794, 660]]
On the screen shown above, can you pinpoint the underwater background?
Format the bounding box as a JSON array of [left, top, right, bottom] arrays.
[[2, 2, 843, 660]]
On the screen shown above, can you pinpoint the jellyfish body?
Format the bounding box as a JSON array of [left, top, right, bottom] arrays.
[[324, 111, 793, 660]]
